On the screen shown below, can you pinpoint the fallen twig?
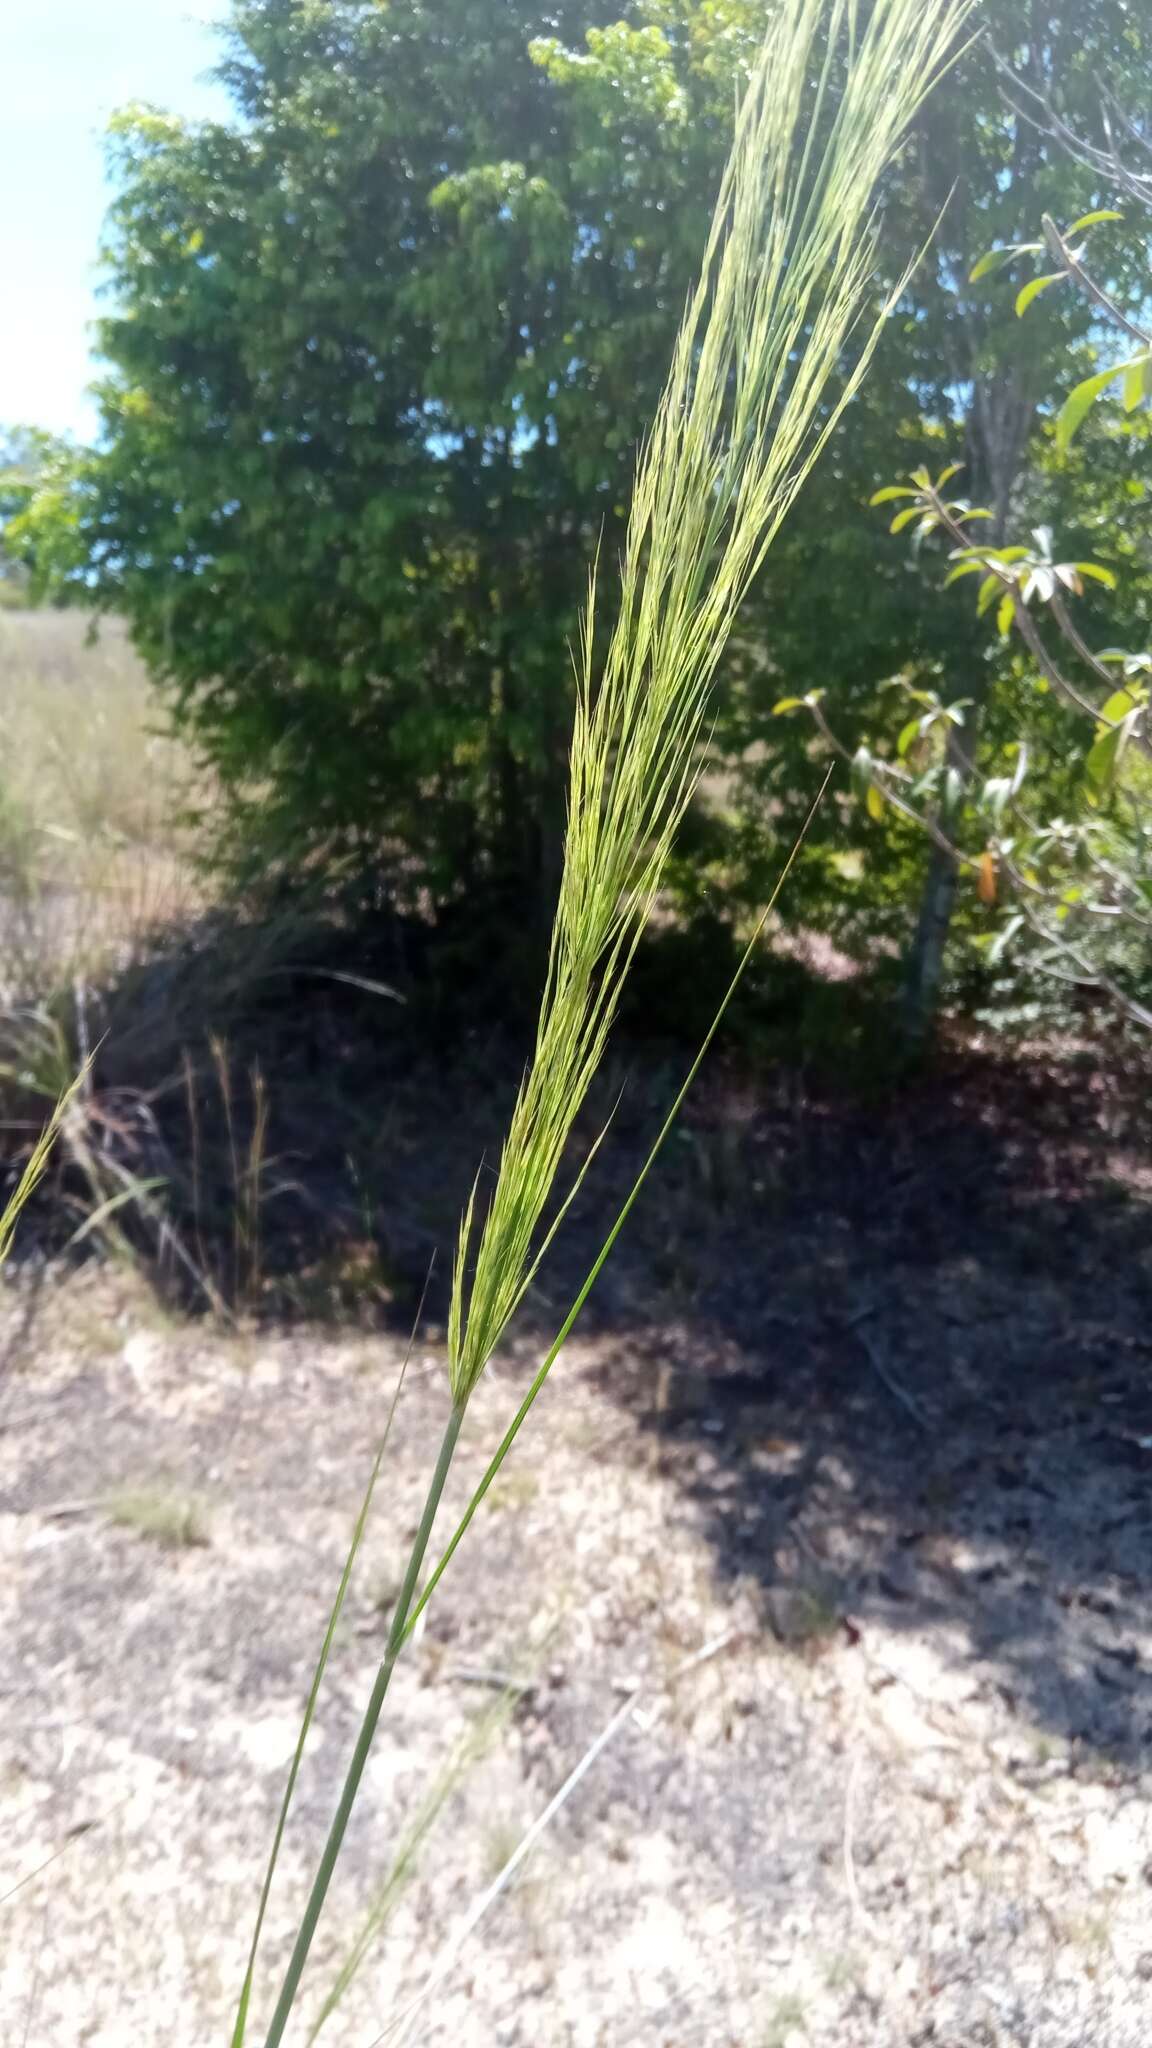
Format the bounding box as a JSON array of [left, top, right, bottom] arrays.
[[856, 1328, 931, 1434], [380, 1627, 742, 2043]]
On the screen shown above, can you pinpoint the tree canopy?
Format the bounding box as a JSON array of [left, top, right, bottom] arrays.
[[15, 0, 1152, 1027]]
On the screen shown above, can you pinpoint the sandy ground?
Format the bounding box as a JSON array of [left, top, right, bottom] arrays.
[[3, 1249, 1152, 2048]]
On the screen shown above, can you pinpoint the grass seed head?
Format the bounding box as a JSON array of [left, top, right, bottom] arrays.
[[447, 0, 974, 1406]]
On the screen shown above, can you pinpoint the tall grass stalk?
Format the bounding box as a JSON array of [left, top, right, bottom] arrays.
[[247, 0, 973, 2035]]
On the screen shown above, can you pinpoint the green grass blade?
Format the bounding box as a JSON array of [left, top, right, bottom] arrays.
[[304, 1684, 516, 2044], [0, 1059, 90, 1267], [259, 1404, 464, 2048], [230, 1262, 434, 2047]]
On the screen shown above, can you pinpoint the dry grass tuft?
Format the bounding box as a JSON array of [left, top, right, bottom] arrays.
[[0, 610, 206, 999], [105, 1486, 210, 1549]]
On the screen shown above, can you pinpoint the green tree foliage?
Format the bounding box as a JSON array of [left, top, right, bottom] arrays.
[[0, 427, 79, 604], [24, 0, 1152, 1020], [797, 187, 1152, 1030], [55, 0, 771, 920], [699, 1, 1152, 994]]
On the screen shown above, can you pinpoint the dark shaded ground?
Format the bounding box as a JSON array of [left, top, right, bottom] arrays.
[[4, 939, 1152, 2040], [10, 931, 1152, 1772]]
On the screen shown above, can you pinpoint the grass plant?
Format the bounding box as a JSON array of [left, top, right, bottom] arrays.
[[238, 0, 975, 2037]]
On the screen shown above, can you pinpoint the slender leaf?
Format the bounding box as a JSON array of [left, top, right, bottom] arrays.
[[1055, 360, 1142, 452], [1065, 209, 1123, 234], [1015, 270, 1065, 317]]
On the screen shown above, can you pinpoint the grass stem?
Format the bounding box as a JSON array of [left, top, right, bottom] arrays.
[[260, 1403, 464, 2048]]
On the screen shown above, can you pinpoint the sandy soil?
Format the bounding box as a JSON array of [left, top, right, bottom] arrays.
[[3, 1232, 1152, 2048]]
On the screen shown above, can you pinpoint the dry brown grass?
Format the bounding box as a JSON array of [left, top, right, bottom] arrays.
[[0, 610, 207, 999]]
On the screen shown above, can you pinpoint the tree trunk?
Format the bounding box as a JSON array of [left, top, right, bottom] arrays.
[[900, 355, 1035, 1056], [902, 834, 960, 1053]]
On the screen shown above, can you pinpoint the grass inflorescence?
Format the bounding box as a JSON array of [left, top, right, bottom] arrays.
[[243, 1, 976, 2038]]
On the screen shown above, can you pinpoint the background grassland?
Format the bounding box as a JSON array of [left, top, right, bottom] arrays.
[[0, 609, 206, 1002]]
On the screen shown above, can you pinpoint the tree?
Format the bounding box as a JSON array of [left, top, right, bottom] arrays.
[[701, 0, 1152, 1044], [790, 151, 1152, 1031], [53, 0, 770, 927], [26, 0, 1152, 1045], [0, 427, 76, 604]]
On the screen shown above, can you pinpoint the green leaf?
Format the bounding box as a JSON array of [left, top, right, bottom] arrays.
[[896, 717, 922, 756], [968, 243, 1038, 282], [996, 592, 1015, 637], [1086, 721, 1123, 789], [1015, 270, 1066, 317], [866, 780, 885, 822], [1121, 353, 1152, 412], [1098, 687, 1141, 726], [1075, 561, 1117, 589], [1065, 209, 1123, 234], [851, 744, 873, 799], [889, 505, 923, 533], [942, 559, 984, 586], [982, 775, 1010, 822], [987, 912, 1025, 965], [1055, 360, 1143, 453], [935, 462, 963, 487], [869, 485, 918, 505], [977, 573, 1001, 616], [772, 697, 804, 715]]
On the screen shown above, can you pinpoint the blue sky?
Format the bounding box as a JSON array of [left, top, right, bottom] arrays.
[[2, 3, 231, 440]]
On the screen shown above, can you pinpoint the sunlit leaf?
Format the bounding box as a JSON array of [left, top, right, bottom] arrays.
[[1055, 360, 1142, 452], [1086, 721, 1122, 789], [983, 776, 1010, 822], [968, 242, 1040, 282], [1121, 353, 1152, 412], [1065, 209, 1123, 234], [1098, 687, 1141, 726], [987, 912, 1025, 964], [869, 484, 918, 505], [1015, 270, 1065, 317], [866, 780, 885, 822]]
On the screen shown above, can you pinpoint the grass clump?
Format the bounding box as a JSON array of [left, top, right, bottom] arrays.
[[106, 1486, 210, 1550]]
